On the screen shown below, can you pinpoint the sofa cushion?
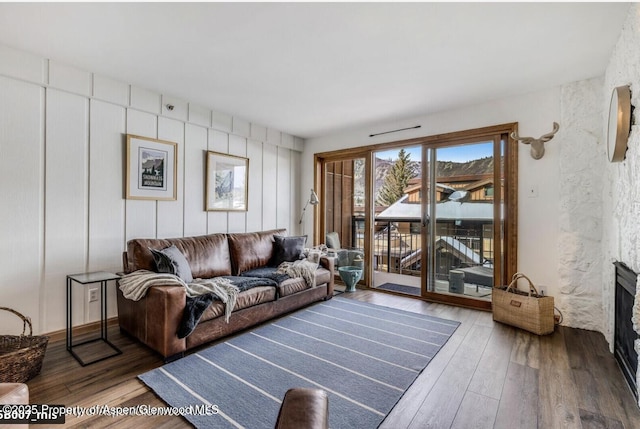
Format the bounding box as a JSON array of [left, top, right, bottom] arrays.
[[168, 234, 231, 278], [270, 235, 306, 267], [127, 238, 172, 273], [150, 245, 194, 283], [200, 286, 276, 322], [276, 266, 331, 297], [126, 234, 231, 278], [277, 277, 309, 297], [228, 229, 286, 275]]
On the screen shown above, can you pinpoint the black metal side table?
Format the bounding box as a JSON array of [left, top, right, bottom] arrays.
[[66, 271, 122, 366]]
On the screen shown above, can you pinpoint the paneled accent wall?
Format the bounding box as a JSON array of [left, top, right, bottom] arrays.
[[0, 44, 304, 334]]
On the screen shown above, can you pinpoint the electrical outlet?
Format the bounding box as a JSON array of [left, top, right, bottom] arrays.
[[88, 288, 99, 302], [538, 285, 546, 296]]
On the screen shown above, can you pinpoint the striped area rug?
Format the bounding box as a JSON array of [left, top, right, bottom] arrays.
[[139, 296, 459, 428]]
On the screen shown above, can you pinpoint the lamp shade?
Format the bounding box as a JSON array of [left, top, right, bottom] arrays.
[[299, 189, 319, 225], [309, 189, 319, 205]]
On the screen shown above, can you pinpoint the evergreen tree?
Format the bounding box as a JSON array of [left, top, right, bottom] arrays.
[[377, 148, 416, 206]]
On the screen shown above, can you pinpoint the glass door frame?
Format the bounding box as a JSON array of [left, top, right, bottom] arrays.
[[314, 122, 518, 310]]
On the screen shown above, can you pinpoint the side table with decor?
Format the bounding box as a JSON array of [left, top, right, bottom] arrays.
[[0, 307, 49, 383]]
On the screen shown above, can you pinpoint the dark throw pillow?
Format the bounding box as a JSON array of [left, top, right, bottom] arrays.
[[149, 245, 194, 283], [269, 235, 306, 267]]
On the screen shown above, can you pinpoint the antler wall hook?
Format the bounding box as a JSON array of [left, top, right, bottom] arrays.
[[511, 122, 560, 160]]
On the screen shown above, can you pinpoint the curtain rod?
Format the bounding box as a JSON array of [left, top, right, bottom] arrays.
[[369, 125, 421, 138]]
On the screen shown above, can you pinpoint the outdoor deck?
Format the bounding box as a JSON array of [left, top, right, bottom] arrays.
[[371, 271, 493, 302]]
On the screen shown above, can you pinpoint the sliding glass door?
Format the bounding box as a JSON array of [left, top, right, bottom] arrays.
[[371, 145, 423, 296], [424, 138, 505, 302], [315, 124, 516, 309]]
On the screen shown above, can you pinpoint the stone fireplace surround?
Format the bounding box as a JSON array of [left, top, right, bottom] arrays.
[[601, 3, 640, 407], [556, 4, 640, 407]]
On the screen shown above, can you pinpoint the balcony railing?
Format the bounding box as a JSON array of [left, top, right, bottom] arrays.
[[350, 216, 493, 279]]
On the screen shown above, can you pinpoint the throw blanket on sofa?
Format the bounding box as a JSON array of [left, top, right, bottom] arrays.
[[239, 266, 290, 284], [119, 271, 280, 339], [118, 269, 240, 324], [276, 259, 318, 288], [178, 276, 279, 339]]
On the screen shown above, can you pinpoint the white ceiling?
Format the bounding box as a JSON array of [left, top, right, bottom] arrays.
[[0, 3, 630, 139]]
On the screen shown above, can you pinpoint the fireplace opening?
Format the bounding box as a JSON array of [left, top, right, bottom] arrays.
[[614, 261, 639, 400]]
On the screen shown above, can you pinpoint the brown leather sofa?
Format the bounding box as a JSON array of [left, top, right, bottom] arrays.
[[117, 229, 334, 361]]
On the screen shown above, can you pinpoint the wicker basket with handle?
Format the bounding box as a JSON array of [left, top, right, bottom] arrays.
[[492, 273, 555, 335], [0, 307, 49, 383]]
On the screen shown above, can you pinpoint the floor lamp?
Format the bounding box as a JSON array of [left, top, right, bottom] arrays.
[[299, 189, 319, 236]]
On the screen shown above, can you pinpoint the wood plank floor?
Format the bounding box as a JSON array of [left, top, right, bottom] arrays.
[[25, 289, 640, 428]]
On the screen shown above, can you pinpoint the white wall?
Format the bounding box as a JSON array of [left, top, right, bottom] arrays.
[[0, 43, 303, 335]]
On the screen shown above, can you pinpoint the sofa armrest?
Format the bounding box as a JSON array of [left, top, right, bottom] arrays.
[[275, 388, 328, 429], [319, 256, 335, 298], [319, 255, 334, 272], [146, 286, 187, 357], [117, 284, 187, 358]]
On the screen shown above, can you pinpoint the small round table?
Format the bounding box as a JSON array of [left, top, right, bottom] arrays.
[[338, 266, 363, 293]]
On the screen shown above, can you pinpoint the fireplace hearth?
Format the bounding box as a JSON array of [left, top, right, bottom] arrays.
[[614, 261, 639, 400]]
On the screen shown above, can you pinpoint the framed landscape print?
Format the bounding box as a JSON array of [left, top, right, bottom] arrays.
[[126, 135, 178, 200], [206, 151, 249, 211]]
